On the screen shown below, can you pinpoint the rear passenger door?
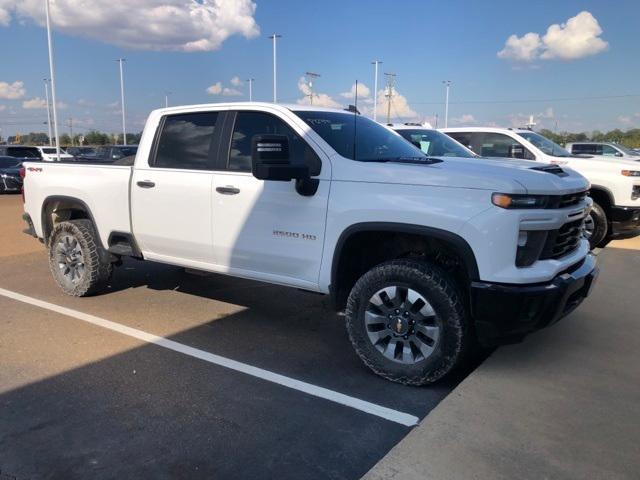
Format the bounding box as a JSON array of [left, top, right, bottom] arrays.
[[131, 111, 221, 265], [211, 110, 330, 287]]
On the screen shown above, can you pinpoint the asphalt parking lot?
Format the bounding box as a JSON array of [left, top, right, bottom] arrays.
[[0, 194, 479, 479]]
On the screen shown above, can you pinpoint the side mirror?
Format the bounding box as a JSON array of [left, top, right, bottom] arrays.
[[615, 151, 623, 157], [509, 144, 525, 159], [251, 134, 318, 196]]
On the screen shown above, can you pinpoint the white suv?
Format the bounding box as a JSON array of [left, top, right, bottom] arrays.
[[442, 127, 640, 248]]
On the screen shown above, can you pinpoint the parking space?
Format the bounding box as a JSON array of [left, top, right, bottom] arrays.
[[0, 195, 479, 479]]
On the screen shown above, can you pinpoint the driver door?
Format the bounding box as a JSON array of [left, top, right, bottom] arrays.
[[211, 110, 330, 288]]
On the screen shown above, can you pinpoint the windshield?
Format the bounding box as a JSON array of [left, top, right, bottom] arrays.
[[615, 144, 640, 156], [0, 157, 21, 168], [517, 131, 571, 157], [395, 129, 475, 158], [294, 111, 427, 162]]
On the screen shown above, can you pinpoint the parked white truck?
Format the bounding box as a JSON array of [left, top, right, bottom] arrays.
[[21, 103, 598, 385], [442, 127, 640, 248]]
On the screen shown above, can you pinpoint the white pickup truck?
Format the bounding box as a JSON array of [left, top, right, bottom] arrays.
[[442, 127, 640, 248], [21, 103, 598, 385]]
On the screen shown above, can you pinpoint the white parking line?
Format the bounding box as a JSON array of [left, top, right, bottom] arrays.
[[0, 287, 419, 427]]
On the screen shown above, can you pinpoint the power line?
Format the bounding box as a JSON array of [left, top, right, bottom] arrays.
[[410, 93, 640, 106]]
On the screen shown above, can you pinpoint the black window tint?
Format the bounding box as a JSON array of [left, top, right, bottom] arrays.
[[154, 112, 219, 170], [480, 133, 534, 160], [446, 132, 475, 152], [229, 111, 321, 174], [7, 147, 40, 158]]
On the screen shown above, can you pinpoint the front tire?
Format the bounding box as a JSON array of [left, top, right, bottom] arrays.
[[345, 259, 469, 385], [585, 201, 608, 249], [48, 219, 113, 296]]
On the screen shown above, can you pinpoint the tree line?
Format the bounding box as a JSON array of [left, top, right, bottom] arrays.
[[3, 130, 142, 146], [538, 128, 640, 148]]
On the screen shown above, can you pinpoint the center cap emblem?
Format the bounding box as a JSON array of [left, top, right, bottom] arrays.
[[395, 318, 403, 333]]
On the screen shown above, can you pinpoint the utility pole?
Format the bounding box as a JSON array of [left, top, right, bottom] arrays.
[[443, 80, 452, 128], [304, 72, 320, 105], [268, 34, 281, 103], [434, 113, 439, 129], [384, 72, 396, 125], [246, 78, 254, 101], [164, 91, 171, 108], [371, 60, 382, 121], [67, 117, 73, 145], [116, 58, 127, 145], [43, 78, 53, 146], [45, 0, 60, 160]]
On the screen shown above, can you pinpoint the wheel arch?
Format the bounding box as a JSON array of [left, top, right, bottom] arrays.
[[329, 222, 480, 310]]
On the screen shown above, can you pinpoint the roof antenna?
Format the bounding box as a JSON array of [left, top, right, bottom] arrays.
[[353, 80, 358, 160]]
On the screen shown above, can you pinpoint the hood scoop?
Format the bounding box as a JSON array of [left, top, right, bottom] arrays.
[[530, 164, 568, 177]]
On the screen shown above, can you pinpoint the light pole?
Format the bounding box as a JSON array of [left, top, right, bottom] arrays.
[[371, 60, 382, 121], [45, 0, 60, 160], [165, 91, 171, 108], [268, 34, 281, 103], [443, 80, 452, 128], [43, 78, 53, 146], [304, 72, 320, 105], [116, 58, 127, 145], [246, 78, 254, 101]]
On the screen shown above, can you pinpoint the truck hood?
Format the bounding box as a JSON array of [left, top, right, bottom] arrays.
[[334, 155, 590, 195]]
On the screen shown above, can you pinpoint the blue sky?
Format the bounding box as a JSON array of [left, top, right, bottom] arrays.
[[0, 0, 639, 138]]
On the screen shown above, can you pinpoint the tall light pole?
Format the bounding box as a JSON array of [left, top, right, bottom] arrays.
[[443, 80, 452, 128], [246, 78, 254, 101], [384, 72, 396, 125], [371, 60, 382, 121], [304, 72, 320, 105], [268, 34, 281, 103], [43, 78, 53, 146], [116, 58, 127, 145], [164, 91, 171, 108], [45, 0, 60, 160]]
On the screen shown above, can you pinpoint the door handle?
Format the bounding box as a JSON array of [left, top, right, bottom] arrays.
[[216, 186, 240, 195], [136, 180, 155, 188]]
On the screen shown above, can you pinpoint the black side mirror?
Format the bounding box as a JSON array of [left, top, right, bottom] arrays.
[[509, 144, 525, 159], [251, 134, 319, 196]]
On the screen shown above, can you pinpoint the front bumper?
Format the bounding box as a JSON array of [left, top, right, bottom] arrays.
[[470, 254, 598, 346], [609, 206, 640, 240]]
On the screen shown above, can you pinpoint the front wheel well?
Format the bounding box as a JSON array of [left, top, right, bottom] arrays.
[[330, 226, 478, 311]]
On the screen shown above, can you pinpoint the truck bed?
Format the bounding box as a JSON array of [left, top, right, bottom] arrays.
[[23, 162, 133, 248]]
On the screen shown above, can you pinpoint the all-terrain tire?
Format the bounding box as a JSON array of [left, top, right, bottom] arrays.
[[586, 201, 608, 250], [48, 219, 113, 296], [345, 259, 469, 386]]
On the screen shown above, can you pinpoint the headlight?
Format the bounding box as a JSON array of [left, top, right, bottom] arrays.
[[621, 170, 640, 177], [492, 193, 549, 209]]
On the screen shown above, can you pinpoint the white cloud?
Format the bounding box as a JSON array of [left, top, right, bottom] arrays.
[[296, 77, 341, 108], [541, 11, 608, 60], [497, 32, 542, 62], [617, 115, 632, 125], [222, 87, 242, 96], [0, 0, 259, 52], [451, 114, 477, 125], [371, 87, 418, 122], [498, 11, 608, 62], [0, 80, 26, 99], [206, 82, 223, 95], [230, 76, 242, 87], [340, 82, 370, 100], [22, 97, 47, 109], [508, 107, 555, 128]]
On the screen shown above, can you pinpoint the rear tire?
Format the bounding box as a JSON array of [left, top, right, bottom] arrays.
[[345, 259, 469, 386], [585, 201, 607, 249], [48, 219, 113, 296]]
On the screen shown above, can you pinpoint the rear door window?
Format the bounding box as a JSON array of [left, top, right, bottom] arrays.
[[7, 147, 40, 158], [154, 112, 219, 170]]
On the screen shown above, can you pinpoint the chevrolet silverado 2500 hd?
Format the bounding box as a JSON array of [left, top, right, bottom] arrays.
[[21, 103, 598, 385]]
